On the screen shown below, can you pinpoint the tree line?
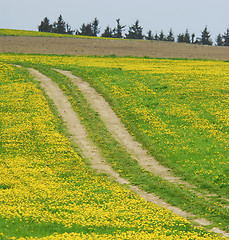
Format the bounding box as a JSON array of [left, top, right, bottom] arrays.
[[38, 15, 229, 46]]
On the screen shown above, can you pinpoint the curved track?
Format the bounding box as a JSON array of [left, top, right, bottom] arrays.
[[27, 67, 229, 238]]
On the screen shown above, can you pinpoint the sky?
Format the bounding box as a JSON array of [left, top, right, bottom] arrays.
[[1, 0, 229, 42]]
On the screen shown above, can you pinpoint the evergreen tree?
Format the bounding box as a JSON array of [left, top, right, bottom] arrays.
[[101, 26, 113, 38], [78, 23, 94, 36], [154, 32, 159, 40], [113, 19, 125, 38], [78, 23, 86, 35], [184, 29, 190, 43], [66, 23, 75, 35], [52, 15, 66, 34], [145, 30, 153, 40], [195, 37, 201, 44], [159, 30, 166, 41], [223, 28, 229, 46], [125, 20, 144, 39], [216, 34, 224, 46], [38, 17, 52, 32], [177, 33, 185, 43], [92, 17, 100, 36], [200, 26, 212, 45], [167, 28, 175, 42], [191, 33, 195, 43], [177, 29, 190, 43]]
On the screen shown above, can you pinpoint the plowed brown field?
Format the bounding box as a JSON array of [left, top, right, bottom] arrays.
[[1, 35, 229, 60]]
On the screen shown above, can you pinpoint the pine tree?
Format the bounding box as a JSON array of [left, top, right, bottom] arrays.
[[52, 15, 66, 34], [154, 32, 159, 40], [167, 28, 175, 42], [78, 23, 94, 36], [38, 17, 52, 32], [145, 30, 153, 40], [125, 20, 144, 39], [92, 17, 100, 36], [78, 23, 86, 35], [200, 26, 212, 45], [159, 30, 166, 41], [184, 29, 190, 43], [216, 34, 224, 46], [223, 28, 229, 46], [177, 33, 185, 43], [177, 29, 190, 43], [66, 23, 74, 35], [113, 19, 125, 38], [191, 33, 195, 44], [101, 26, 113, 38]]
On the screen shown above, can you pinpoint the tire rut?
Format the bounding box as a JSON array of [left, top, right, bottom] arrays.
[[28, 67, 228, 238], [56, 70, 229, 204], [54, 70, 196, 187]]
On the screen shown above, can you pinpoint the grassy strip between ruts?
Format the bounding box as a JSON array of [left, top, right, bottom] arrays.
[[1, 63, 224, 239], [24, 64, 229, 233]]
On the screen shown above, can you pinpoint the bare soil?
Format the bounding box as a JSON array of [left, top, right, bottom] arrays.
[[1, 36, 229, 60]]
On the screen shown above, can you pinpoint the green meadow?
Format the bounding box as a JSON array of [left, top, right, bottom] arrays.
[[0, 52, 228, 238]]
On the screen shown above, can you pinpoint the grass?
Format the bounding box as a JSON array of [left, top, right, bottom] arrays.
[[0, 28, 124, 41], [75, 57, 229, 195], [18, 64, 228, 232], [69, 63, 229, 196], [1, 62, 224, 239], [10, 53, 227, 196], [0, 54, 228, 237]]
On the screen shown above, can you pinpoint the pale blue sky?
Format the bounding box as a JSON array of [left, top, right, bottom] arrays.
[[1, 0, 229, 42]]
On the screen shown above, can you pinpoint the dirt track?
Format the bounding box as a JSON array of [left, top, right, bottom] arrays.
[[28, 67, 193, 219], [56, 69, 192, 186], [1, 36, 229, 60], [27, 67, 229, 237]]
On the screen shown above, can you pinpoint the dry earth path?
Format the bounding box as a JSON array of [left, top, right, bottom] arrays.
[[27, 67, 228, 238], [56, 70, 229, 201], [55, 70, 193, 187]]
